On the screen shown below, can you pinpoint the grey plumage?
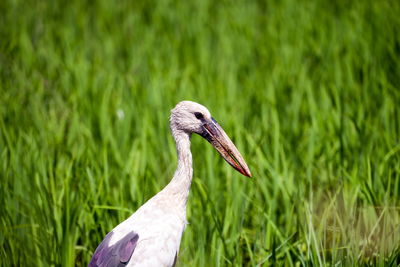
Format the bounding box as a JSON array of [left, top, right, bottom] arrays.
[[89, 231, 139, 267]]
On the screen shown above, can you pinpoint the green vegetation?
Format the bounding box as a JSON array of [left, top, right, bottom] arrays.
[[1, 0, 399, 266]]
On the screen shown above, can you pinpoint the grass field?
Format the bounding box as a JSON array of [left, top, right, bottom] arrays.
[[1, 0, 400, 266]]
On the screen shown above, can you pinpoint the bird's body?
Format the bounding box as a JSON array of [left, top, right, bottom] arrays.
[[89, 101, 251, 267]]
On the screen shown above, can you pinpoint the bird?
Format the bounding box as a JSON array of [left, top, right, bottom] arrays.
[[89, 101, 252, 267]]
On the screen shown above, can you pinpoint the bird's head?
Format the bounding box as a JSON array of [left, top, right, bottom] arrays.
[[170, 101, 252, 177], [170, 101, 212, 134]]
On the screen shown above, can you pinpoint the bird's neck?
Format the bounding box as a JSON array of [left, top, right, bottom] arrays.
[[162, 129, 193, 209]]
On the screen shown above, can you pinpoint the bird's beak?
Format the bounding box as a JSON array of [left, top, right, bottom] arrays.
[[199, 118, 252, 177]]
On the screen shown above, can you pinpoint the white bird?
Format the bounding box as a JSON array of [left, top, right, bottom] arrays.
[[89, 101, 251, 267]]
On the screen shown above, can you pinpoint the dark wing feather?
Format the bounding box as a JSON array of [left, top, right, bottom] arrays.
[[89, 231, 139, 267]]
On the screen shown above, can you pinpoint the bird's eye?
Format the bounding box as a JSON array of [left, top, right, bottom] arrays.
[[194, 112, 204, 120]]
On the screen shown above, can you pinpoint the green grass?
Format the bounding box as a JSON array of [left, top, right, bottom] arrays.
[[1, 0, 400, 266]]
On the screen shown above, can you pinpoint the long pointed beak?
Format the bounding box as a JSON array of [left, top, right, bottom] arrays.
[[199, 118, 252, 177]]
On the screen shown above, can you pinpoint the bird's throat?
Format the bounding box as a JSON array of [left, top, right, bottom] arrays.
[[161, 130, 193, 209]]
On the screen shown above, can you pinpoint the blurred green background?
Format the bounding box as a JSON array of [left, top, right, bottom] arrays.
[[1, 0, 399, 266]]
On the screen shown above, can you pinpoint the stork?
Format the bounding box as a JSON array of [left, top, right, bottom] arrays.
[[89, 101, 251, 267]]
